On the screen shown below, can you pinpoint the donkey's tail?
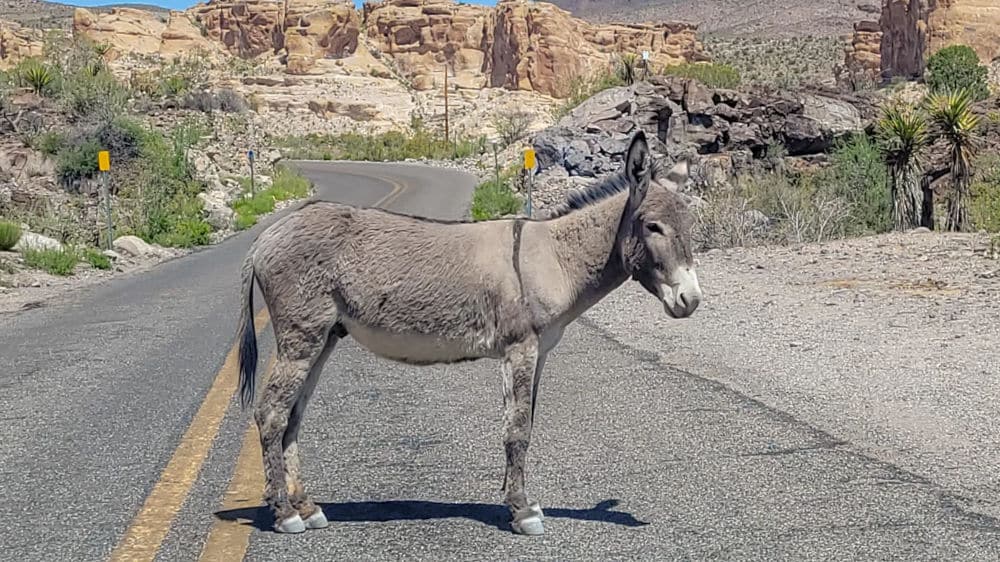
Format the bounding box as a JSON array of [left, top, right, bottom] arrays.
[[237, 244, 259, 411]]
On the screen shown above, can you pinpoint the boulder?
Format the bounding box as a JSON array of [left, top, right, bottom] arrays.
[[113, 235, 160, 258], [14, 232, 62, 253]]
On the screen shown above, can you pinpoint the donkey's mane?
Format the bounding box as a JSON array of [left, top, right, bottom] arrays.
[[539, 158, 666, 220]]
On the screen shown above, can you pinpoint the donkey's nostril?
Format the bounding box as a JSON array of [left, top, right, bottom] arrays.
[[678, 293, 688, 309]]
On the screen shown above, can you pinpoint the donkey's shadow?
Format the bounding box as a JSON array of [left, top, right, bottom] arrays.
[[214, 498, 649, 533]]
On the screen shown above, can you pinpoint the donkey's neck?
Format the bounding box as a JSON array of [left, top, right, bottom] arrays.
[[542, 192, 632, 321]]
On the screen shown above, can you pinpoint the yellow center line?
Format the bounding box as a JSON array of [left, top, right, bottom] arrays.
[[109, 308, 270, 562], [196, 182, 404, 561], [198, 355, 275, 562]]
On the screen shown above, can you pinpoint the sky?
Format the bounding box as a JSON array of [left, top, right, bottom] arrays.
[[62, 0, 498, 11]]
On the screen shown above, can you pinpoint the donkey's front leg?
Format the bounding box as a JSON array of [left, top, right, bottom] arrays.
[[501, 338, 545, 536]]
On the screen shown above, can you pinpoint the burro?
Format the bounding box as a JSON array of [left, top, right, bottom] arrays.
[[233, 130, 703, 536]]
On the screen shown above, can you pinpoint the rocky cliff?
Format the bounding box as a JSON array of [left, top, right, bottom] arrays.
[[0, 19, 45, 70], [58, 0, 706, 97], [840, 0, 1000, 85]]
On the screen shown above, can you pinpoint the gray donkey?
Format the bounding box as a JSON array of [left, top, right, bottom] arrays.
[[234, 130, 703, 537]]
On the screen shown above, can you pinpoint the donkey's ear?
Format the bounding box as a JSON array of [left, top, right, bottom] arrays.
[[625, 130, 651, 208], [662, 159, 689, 192]]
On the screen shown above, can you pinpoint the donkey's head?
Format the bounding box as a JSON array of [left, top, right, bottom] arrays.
[[619, 131, 702, 319]]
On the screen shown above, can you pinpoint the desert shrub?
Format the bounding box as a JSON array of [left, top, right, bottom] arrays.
[[22, 246, 78, 276], [554, 68, 624, 118], [157, 51, 211, 99], [277, 128, 486, 162], [56, 137, 101, 185], [695, 168, 853, 250], [95, 118, 145, 161], [82, 247, 111, 270], [181, 88, 248, 113], [660, 62, 741, 89], [615, 53, 639, 85], [31, 130, 67, 156], [970, 155, 1000, 232], [492, 109, 533, 147], [0, 221, 22, 251], [100, 120, 213, 248], [692, 191, 765, 250], [232, 166, 312, 230], [925, 45, 989, 101], [471, 168, 522, 221], [819, 133, 891, 235], [60, 69, 130, 121]]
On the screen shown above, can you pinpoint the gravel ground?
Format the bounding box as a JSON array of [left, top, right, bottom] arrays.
[[586, 229, 1000, 520]]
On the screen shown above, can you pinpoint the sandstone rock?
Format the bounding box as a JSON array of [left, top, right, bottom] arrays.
[[365, 0, 705, 97], [14, 232, 62, 253], [73, 8, 166, 55], [0, 19, 44, 70], [841, 0, 1000, 84], [113, 235, 159, 258]]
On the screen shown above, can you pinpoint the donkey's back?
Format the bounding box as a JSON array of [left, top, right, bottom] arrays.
[[248, 200, 531, 365]]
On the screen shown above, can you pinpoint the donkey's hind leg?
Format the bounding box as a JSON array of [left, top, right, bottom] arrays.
[[255, 312, 339, 534], [283, 327, 342, 531]]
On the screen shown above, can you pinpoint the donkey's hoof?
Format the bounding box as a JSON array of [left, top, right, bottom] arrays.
[[275, 514, 306, 534], [304, 509, 329, 530], [511, 514, 545, 536], [528, 502, 544, 521]]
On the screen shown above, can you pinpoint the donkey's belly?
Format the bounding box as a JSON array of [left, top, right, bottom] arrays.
[[341, 319, 488, 365]]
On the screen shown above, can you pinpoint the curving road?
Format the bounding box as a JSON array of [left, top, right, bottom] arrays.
[[1, 161, 999, 561]]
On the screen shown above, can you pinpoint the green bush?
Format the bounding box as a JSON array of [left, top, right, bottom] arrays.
[[471, 170, 522, 221], [60, 69, 130, 121], [82, 247, 111, 270], [232, 166, 313, 230], [925, 45, 989, 101], [819, 134, 891, 235], [32, 131, 67, 156], [277, 128, 486, 162], [661, 62, 741, 89], [56, 137, 101, 185], [970, 155, 1000, 232], [0, 221, 22, 251], [22, 247, 78, 276]]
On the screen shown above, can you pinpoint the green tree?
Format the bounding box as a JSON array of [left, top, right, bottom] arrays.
[[925, 45, 989, 101], [876, 104, 930, 231], [924, 88, 982, 232]]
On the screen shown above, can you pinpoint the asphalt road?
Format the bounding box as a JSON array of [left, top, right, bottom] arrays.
[[1, 161, 999, 561]]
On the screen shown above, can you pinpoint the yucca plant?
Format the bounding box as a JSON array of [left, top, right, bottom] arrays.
[[876, 103, 930, 231], [924, 87, 981, 232], [19, 61, 55, 95], [616, 53, 639, 85]]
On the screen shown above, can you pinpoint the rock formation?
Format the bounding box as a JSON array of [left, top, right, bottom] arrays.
[[0, 19, 45, 69], [366, 0, 705, 96], [840, 0, 1000, 85], [531, 76, 869, 189], [62, 0, 705, 97]]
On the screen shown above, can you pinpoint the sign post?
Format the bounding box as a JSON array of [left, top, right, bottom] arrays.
[[247, 149, 256, 196], [98, 150, 112, 250], [523, 148, 536, 218]]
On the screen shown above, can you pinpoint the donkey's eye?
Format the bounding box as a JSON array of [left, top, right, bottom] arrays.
[[645, 222, 664, 235]]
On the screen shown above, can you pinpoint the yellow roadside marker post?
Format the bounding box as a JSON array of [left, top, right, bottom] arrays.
[[523, 147, 535, 217], [98, 150, 112, 249]]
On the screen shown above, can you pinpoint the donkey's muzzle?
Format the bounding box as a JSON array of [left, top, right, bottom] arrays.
[[663, 267, 702, 319]]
